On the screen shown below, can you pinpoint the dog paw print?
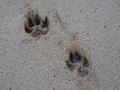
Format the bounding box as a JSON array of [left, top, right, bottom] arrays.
[[65, 49, 90, 77], [24, 10, 49, 38]]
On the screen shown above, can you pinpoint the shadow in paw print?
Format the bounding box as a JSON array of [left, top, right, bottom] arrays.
[[83, 57, 89, 67], [69, 50, 83, 63], [65, 60, 76, 71], [24, 10, 49, 38], [65, 48, 90, 77]]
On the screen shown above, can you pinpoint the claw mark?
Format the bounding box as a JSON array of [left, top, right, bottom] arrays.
[[42, 17, 49, 28]]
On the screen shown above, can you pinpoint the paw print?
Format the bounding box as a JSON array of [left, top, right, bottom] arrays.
[[24, 10, 49, 38], [65, 49, 90, 77]]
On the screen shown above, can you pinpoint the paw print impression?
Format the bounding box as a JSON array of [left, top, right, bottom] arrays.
[[24, 10, 49, 38], [65, 47, 90, 77]]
